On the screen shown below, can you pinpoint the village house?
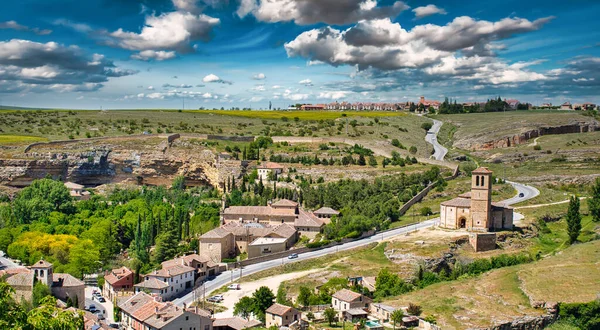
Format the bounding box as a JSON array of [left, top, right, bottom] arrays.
[[257, 162, 284, 181], [64, 181, 90, 200], [199, 222, 298, 261], [439, 167, 513, 231], [161, 253, 220, 282], [313, 207, 339, 222], [369, 303, 396, 323], [332, 289, 371, 320], [265, 303, 301, 328], [300, 104, 325, 110], [418, 96, 441, 111], [504, 99, 520, 109], [119, 292, 212, 330], [103, 266, 135, 301], [560, 101, 572, 110], [4, 259, 85, 309], [213, 317, 262, 330], [134, 262, 196, 301]]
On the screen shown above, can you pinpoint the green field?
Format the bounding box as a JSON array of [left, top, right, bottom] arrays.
[[0, 135, 48, 145], [187, 110, 407, 120]]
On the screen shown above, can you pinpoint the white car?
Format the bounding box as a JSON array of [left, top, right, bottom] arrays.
[[227, 283, 241, 290]]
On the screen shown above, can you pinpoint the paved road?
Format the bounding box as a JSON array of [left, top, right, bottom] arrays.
[[173, 219, 438, 307], [85, 286, 114, 324], [425, 119, 448, 161], [0, 251, 24, 270], [173, 117, 542, 307]]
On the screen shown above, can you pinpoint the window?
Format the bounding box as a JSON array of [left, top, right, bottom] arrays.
[[476, 176, 480, 186], [186, 316, 189, 321], [481, 176, 485, 186]]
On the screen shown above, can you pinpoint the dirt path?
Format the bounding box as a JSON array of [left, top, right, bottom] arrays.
[[514, 196, 587, 210], [213, 268, 323, 318], [527, 136, 541, 147]]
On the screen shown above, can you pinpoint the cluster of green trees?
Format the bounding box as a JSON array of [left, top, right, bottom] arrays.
[[373, 252, 536, 299], [558, 300, 600, 329], [0, 281, 83, 329], [301, 167, 443, 239], [0, 177, 221, 278], [233, 286, 275, 322]]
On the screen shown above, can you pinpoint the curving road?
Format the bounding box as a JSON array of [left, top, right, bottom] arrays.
[[425, 119, 448, 161], [173, 117, 541, 308]]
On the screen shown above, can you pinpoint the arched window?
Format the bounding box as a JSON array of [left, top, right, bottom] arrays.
[[481, 176, 485, 186], [476, 176, 480, 186]]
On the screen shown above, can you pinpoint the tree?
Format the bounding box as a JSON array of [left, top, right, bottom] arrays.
[[368, 156, 378, 167], [588, 178, 600, 222], [358, 154, 366, 166], [409, 146, 417, 154], [152, 230, 179, 264], [391, 309, 404, 330], [13, 178, 73, 224], [252, 286, 275, 322], [407, 303, 423, 316], [298, 286, 312, 306], [566, 196, 582, 244], [69, 239, 100, 278], [233, 296, 254, 320], [32, 281, 51, 307], [171, 175, 185, 190], [419, 207, 432, 216], [420, 122, 432, 131], [323, 307, 336, 326]]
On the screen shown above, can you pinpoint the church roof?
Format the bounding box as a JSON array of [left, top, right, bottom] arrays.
[[32, 259, 53, 268], [440, 197, 471, 208], [472, 167, 492, 174]]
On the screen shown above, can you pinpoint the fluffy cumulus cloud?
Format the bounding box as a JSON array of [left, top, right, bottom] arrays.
[[252, 73, 266, 80], [203, 73, 232, 84], [0, 39, 136, 93], [285, 15, 554, 84], [131, 50, 177, 61], [126, 89, 224, 101], [318, 91, 352, 99], [298, 78, 313, 86], [237, 0, 409, 25], [412, 5, 446, 19], [0, 21, 52, 35]]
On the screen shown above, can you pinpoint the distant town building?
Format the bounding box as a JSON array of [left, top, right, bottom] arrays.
[[332, 289, 371, 315], [439, 167, 513, 231], [119, 292, 212, 330], [300, 104, 325, 110], [419, 96, 441, 111], [560, 102, 573, 110], [103, 266, 134, 301], [265, 303, 301, 328], [4, 259, 85, 309], [64, 181, 90, 200], [213, 317, 262, 330], [504, 99, 520, 109], [257, 162, 284, 181]]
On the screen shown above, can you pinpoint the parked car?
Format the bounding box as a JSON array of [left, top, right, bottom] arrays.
[[519, 192, 525, 197], [98, 297, 106, 303], [109, 324, 119, 329], [227, 283, 240, 290], [288, 253, 298, 259], [207, 295, 223, 303], [97, 314, 105, 320], [88, 304, 96, 311]]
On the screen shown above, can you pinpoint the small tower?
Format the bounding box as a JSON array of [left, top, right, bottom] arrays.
[[31, 259, 53, 287], [470, 167, 493, 230]]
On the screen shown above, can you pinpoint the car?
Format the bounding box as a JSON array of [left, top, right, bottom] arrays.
[[92, 309, 101, 314], [109, 323, 119, 329], [288, 253, 298, 259], [227, 283, 240, 290], [206, 275, 216, 281], [97, 314, 105, 320], [207, 296, 222, 303], [88, 304, 96, 311], [98, 297, 106, 303], [519, 192, 525, 197]]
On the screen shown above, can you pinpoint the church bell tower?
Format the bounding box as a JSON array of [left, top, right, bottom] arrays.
[[470, 167, 492, 230]]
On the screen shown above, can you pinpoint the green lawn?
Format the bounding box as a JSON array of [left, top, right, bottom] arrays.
[[0, 134, 48, 145]]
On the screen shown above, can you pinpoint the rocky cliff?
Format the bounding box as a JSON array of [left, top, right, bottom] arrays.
[[456, 122, 599, 151], [0, 137, 244, 190]]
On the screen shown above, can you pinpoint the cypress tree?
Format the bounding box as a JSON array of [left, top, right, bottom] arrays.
[[566, 195, 582, 244]]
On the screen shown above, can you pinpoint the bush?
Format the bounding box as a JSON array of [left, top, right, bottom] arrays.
[[409, 146, 418, 154], [419, 207, 433, 216], [533, 145, 542, 150], [407, 303, 423, 316], [421, 122, 433, 131]]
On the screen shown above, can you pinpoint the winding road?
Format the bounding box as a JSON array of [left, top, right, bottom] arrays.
[[174, 117, 540, 308]]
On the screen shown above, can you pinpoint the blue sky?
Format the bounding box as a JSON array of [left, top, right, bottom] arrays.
[[0, 0, 598, 109]]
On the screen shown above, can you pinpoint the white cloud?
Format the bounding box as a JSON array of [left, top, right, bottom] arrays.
[[250, 96, 264, 102], [251, 84, 266, 91], [318, 91, 352, 99], [283, 89, 309, 100], [0, 20, 52, 35], [252, 73, 266, 80], [299, 78, 313, 86], [147, 86, 155, 90], [203, 73, 232, 84], [131, 50, 176, 61], [236, 0, 409, 25], [272, 85, 283, 89], [412, 5, 446, 19]]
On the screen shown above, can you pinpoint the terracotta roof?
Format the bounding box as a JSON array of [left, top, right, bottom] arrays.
[[332, 289, 362, 302], [64, 182, 84, 190], [266, 303, 296, 316], [119, 292, 155, 315], [249, 237, 287, 246], [53, 273, 84, 287], [186, 306, 212, 318], [313, 207, 339, 215], [271, 199, 298, 207], [271, 223, 298, 239], [213, 317, 262, 330], [440, 197, 471, 208], [223, 206, 295, 217], [134, 278, 169, 290], [345, 308, 368, 316], [105, 266, 133, 285], [162, 254, 214, 268], [6, 272, 33, 287], [371, 303, 396, 313], [257, 162, 284, 170], [0, 267, 29, 278], [472, 167, 492, 174], [457, 191, 472, 199], [201, 227, 233, 239], [295, 210, 324, 228], [32, 259, 53, 268]]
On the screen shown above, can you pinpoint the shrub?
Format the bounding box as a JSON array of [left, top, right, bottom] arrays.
[[407, 303, 423, 316], [419, 207, 433, 216], [409, 146, 418, 154], [421, 122, 433, 131], [533, 145, 541, 150]]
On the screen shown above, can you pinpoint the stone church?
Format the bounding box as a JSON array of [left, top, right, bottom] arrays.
[[439, 167, 513, 231]]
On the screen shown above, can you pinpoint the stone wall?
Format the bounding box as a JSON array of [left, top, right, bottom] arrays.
[[469, 233, 497, 252]]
